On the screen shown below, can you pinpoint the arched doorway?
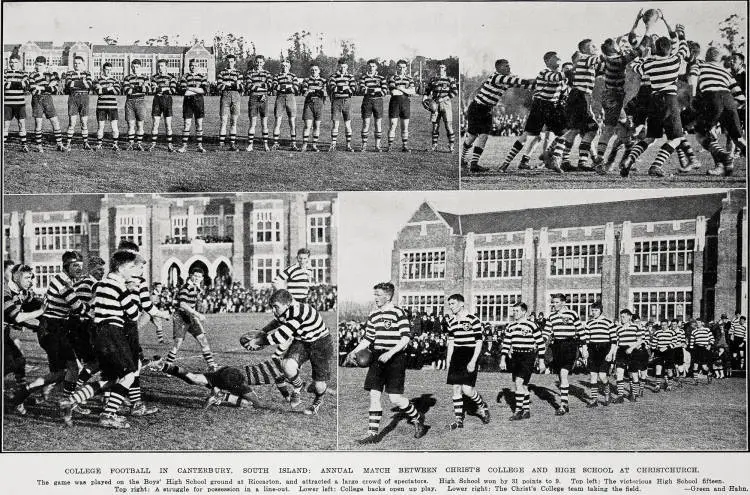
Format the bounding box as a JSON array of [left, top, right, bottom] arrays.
[[167, 262, 182, 288], [214, 261, 231, 288], [188, 260, 210, 287]]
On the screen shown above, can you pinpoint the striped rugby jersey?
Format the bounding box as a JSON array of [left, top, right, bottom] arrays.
[[650, 326, 676, 350], [176, 281, 200, 310], [95, 75, 120, 110], [615, 322, 645, 347], [585, 315, 616, 344], [686, 55, 703, 79], [28, 71, 59, 96], [425, 75, 458, 102], [3, 281, 35, 330], [151, 73, 177, 95], [544, 307, 587, 342], [532, 69, 567, 102], [130, 276, 155, 315], [472, 73, 534, 107], [602, 49, 640, 91], [696, 62, 746, 103], [446, 312, 482, 347], [273, 72, 299, 95], [74, 275, 99, 318], [637, 35, 689, 94], [359, 74, 388, 98], [64, 71, 93, 93], [301, 76, 327, 99], [180, 72, 209, 95], [3, 69, 28, 105], [328, 72, 357, 98], [122, 74, 149, 98], [93, 272, 140, 327], [364, 304, 411, 351], [571, 54, 603, 94], [245, 69, 273, 95], [501, 318, 546, 357], [671, 326, 687, 348], [387, 73, 415, 96], [217, 68, 243, 92], [44, 272, 86, 319], [265, 302, 329, 345], [274, 263, 311, 302], [689, 325, 714, 348], [730, 322, 746, 340]]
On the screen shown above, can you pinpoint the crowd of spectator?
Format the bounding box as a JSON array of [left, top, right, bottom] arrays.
[[339, 310, 747, 374], [153, 280, 337, 313]]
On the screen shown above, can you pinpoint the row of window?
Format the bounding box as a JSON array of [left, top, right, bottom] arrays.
[[399, 290, 694, 323], [401, 239, 696, 280], [12, 56, 210, 80]]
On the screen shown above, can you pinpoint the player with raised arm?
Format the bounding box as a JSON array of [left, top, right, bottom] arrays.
[[3, 54, 29, 151], [300, 63, 327, 152], [327, 58, 357, 151], [359, 59, 388, 152], [28, 56, 64, 152], [217, 54, 243, 151], [148, 59, 178, 152], [461, 59, 535, 172], [271, 60, 300, 151], [423, 63, 458, 152], [245, 55, 273, 152], [178, 58, 210, 153], [94, 62, 121, 150], [63, 55, 93, 151], [445, 294, 490, 429], [387, 60, 416, 152], [122, 59, 149, 150], [345, 282, 428, 444], [500, 302, 546, 420]]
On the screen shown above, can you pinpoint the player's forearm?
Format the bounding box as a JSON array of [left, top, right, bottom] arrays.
[[470, 340, 483, 363], [389, 336, 410, 354]]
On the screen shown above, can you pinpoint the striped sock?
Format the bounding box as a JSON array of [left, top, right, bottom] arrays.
[[400, 402, 420, 422], [638, 380, 644, 395], [70, 383, 101, 404], [561, 142, 572, 163], [290, 132, 296, 145], [312, 131, 319, 146], [35, 131, 43, 146], [361, 133, 368, 148], [470, 146, 484, 166], [346, 132, 352, 146], [166, 134, 173, 146], [675, 147, 687, 167], [151, 132, 158, 144], [229, 133, 236, 146], [219, 133, 226, 146], [331, 130, 338, 144], [76, 368, 92, 390], [431, 124, 439, 145], [273, 131, 280, 145], [452, 397, 464, 422], [651, 143, 674, 169], [680, 138, 696, 162], [578, 141, 591, 167], [182, 131, 189, 144], [625, 140, 648, 163], [447, 131, 455, 145], [81, 127, 88, 145], [262, 132, 269, 146], [97, 135, 104, 147], [129, 376, 142, 404], [467, 390, 486, 409], [128, 132, 135, 145], [112, 134, 118, 146], [66, 129, 74, 146], [136, 131, 144, 145], [54, 130, 62, 145], [368, 409, 383, 435], [289, 374, 303, 391], [245, 358, 284, 385], [63, 380, 76, 399], [202, 349, 216, 368], [599, 382, 607, 401], [552, 139, 571, 159], [596, 140, 607, 158], [522, 392, 531, 411], [514, 391, 524, 412], [375, 131, 382, 147], [503, 140, 523, 167], [617, 380, 625, 396], [560, 384, 569, 407], [248, 131, 255, 145], [461, 142, 472, 162], [102, 384, 128, 416], [401, 131, 408, 148], [388, 134, 395, 147], [197, 129, 203, 146], [165, 349, 178, 365]]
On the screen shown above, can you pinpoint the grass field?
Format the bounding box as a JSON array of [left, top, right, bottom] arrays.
[[2, 312, 338, 452], [338, 367, 747, 451], [3, 96, 458, 193], [460, 135, 747, 189]]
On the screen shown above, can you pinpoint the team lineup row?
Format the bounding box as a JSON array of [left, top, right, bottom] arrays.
[[461, 9, 746, 178], [4, 248, 332, 429], [343, 285, 747, 443], [3, 54, 458, 153]]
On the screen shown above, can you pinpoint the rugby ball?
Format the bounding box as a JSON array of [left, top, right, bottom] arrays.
[[354, 348, 374, 367], [422, 98, 437, 112]]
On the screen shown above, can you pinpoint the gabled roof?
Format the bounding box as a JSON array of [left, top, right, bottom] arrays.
[[434, 193, 728, 235]]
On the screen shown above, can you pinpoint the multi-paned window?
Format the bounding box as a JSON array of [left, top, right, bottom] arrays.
[[33, 264, 62, 291], [33, 224, 83, 252], [631, 289, 693, 322], [400, 250, 446, 280], [548, 291, 601, 321], [400, 293, 445, 316], [196, 215, 219, 238], [254, 257, 282, 284], [309, 256, 331, 284], [189, 58, 209, 75], [308, 215, 331, 244], [549, 243, 604, 276], [134, 56, 153, 75], [171, 216, 188, 242], [117, 216, 144, 246], [162, 55, 182, 76], [475, 247, 523, 278], [474, 292, 522, 323], [633, 238, 695, 273], [253, 210, 282, 243]]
